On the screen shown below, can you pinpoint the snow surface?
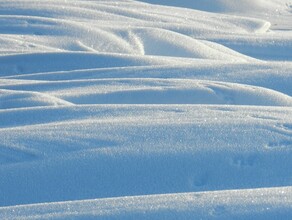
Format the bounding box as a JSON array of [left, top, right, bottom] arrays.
[[0, 0, 292, 219]]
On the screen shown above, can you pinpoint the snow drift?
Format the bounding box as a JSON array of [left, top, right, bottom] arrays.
[[0, 0, 292, 219]]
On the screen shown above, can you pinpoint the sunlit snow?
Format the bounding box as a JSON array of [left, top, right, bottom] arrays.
[[0, 0, 292, 219]]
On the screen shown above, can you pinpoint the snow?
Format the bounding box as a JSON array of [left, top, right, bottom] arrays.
[[1, 187, 292, 219], [0, 0, 292, 219]]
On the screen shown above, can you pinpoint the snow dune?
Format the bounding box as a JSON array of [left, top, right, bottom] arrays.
[[0, 89, 73, 109], [0, 105, 292, 205], [2, 79, 292, 106], [1, 187, 292, 219], [138, 0, 285, 14], [0, 0, 292, 219]]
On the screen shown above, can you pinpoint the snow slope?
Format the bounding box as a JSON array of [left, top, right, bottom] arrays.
[[0, 0, 292, 219]]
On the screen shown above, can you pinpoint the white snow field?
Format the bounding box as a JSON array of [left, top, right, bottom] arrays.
[[0, 0, 292, 219]]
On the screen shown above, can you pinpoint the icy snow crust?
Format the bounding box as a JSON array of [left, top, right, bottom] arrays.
[[0, 0, 292, 219]]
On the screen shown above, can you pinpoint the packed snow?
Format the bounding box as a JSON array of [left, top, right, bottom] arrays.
[[0, 0, 292, 219]]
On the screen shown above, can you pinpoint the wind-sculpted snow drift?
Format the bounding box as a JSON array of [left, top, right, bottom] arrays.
[[0, 0, 292, 219]]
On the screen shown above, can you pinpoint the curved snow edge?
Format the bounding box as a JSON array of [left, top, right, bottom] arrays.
[[1, 186, 291, 219]]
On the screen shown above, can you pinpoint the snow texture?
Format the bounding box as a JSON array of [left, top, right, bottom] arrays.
[[0, 0, 292, 219]]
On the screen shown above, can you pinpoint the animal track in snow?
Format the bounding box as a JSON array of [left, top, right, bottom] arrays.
[[271, 123, 292, 137], [282, 123, 292, 131], [265, 122, 292, 149], [230, 154, 258, 168], [265, 140, 292, 149], [209, 205, 227, 217], [187, 172, 209, 189]]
